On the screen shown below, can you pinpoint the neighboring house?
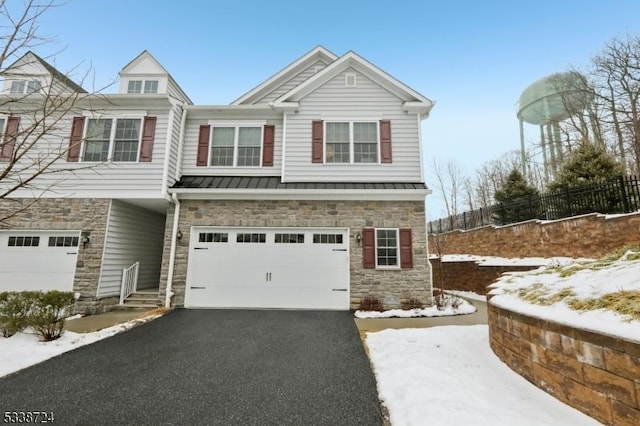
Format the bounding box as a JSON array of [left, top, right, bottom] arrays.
[[0, 47, 434, 312]]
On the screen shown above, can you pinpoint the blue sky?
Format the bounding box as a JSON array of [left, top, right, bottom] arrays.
[[31, 0, 640, 216]]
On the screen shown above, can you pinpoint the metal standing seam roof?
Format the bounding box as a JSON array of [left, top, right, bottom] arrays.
[[171, 176, 428, 190]]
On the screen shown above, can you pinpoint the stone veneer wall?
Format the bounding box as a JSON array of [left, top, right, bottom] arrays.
[[0, 198, 114, 314], [429, 212, 640, 258], [159, 199, 432, 309], [430, 258, 540, 294], [488, 300, 640, 425]]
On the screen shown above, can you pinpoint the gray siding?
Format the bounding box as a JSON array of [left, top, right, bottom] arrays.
[[96, 200, 166, 298], [4, 109, 171, 199], [181, 117, 283, 177], [256, 60, 329, 104], [283, 68, 423, 182]]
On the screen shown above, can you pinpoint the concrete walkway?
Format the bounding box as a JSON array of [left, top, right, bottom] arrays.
[[65, 308, 162, 333], [354, 298, 487, 335]]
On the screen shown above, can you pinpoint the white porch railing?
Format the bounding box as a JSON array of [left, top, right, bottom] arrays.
[[119, 262, 140, 305]]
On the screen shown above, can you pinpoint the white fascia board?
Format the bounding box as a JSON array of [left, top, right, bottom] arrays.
[[403, 101, 434, 118], [271, 101, 299, 113], [274, 51, 434, 106], [231, 46, 338, 105], [169, 188, 429, 201]]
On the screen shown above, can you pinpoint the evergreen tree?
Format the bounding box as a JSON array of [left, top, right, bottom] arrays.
[[548, 142, 623, 191], [493, 169, 540, 224]]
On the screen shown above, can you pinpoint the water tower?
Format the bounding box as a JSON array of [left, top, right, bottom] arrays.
[[517, 72, 594, 182]]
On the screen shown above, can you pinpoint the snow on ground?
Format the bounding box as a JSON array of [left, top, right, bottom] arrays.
[[489, 252, 640, 342], [367, 325, 599, 426], [433, 254, 585, 267], [354, 298, 476, 318], [0, 314, 161, 378], [445, 289, 487, 302]]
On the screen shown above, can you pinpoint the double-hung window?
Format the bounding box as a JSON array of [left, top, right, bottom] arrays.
[[9, 80, 41, 95], [376, 229, 399, 267], [82, 118, 141, 162], [210, 125, 262, 167], [325, 121, 378, 164]]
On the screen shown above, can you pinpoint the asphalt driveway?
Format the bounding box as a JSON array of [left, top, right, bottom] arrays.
[[0, 310, 383, 425]]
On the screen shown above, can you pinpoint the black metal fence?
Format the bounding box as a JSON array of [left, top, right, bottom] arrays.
[[428, 175, 640, 234]]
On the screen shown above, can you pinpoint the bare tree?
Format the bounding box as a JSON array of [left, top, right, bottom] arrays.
[[429, 158, 466, 218], [0, 1, 105, 224]]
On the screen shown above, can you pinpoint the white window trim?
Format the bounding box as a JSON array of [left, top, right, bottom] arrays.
[[345, 73, 357, 87], [374, 228, 401, 269], [79, 116, 144, 163], [324, 120, 380, 165], [9, 79, 42, 95], [0, 115, 7, 145], [126, 79, 159, 94], [207, 121, 266, 168]]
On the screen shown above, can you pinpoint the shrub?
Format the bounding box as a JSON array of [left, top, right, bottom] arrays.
[[0, 291, 35, 337], [28, 291, 75, 341], [401, 297, 424, 310], [358, 296, 385, 312], [433, 289, 463, 311]]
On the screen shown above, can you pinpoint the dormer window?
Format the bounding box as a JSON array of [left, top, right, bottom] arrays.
[[9, 80, 41, 94], [127, 79, 158, 94]]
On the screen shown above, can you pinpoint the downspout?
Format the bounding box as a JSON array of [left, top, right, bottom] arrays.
[[164, 105, 188, 308]]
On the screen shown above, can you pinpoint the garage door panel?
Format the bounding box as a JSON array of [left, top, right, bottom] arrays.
[[0, 231, 79, 292], [185, 227, 349, 310]]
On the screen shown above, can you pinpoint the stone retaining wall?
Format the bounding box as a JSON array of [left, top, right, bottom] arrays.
[[488, 300, 640, 425], [429, 212, 640, 259], [430, 258, 540, 294]]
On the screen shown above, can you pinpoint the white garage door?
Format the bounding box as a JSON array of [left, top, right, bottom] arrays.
[[185, 227, 349, 310], [0, 231, 80, 292]]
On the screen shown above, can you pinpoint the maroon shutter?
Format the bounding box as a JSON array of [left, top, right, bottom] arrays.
[[399, 228, 413, 269], [262, 124, 275, 166], [67, 117, 84, 162], [139, 116, 156, 162], [197, 125, 210, 166], [362, 228, 376, 269], [0, 116, 20, 162], [380, 120, 392, 163], [311, 120, 323, 163]]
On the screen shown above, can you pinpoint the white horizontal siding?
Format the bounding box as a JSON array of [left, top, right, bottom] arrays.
[[283, 68, 423, 182], [180, 117, 283, 177], [166, 106, 183, 186], [96, 200, 166, 298], [256, 59, 329, 104], [3, 109, 171, 199]]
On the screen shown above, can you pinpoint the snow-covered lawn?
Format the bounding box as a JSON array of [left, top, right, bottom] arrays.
[[354, 297, 476, 319], [489, 249, 640, 342], [445, 289, 487, 302], [367, 325, 599, 426], [0, 314, 161, 378]]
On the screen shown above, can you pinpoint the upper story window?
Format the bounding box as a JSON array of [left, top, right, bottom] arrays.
[[210, 125, 262, 167], [325, 121, 378, 164], [127, 80, 158, 94], [9, 80, 41, 95], [82, 118, 141, 162], [311, 120, 392, 165]]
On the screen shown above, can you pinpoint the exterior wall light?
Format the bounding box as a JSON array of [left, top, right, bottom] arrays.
[[81, 231, 91, 248]]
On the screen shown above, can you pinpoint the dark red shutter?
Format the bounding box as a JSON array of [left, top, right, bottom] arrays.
[[380, 120, 392, 163], [362, 228, 375, 269], [0, 116, 20, 162], [67, 117, 84, 162], [139, 116, 156, 162], [399, 228, 413, 269], [262, 124, 275, 166], [311, 120, 323, 163], [197, 125, 210, 166]]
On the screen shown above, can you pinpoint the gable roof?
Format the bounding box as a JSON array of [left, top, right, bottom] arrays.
[[2, 51, 87, 93], [273, 51, 434, 117], [231, 46, 338, 105], [119, 50, 192, 104]]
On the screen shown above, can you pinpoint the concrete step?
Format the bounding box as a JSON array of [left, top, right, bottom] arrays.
[[122, 300, 161, 309], [127, 293, 160, 301]]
